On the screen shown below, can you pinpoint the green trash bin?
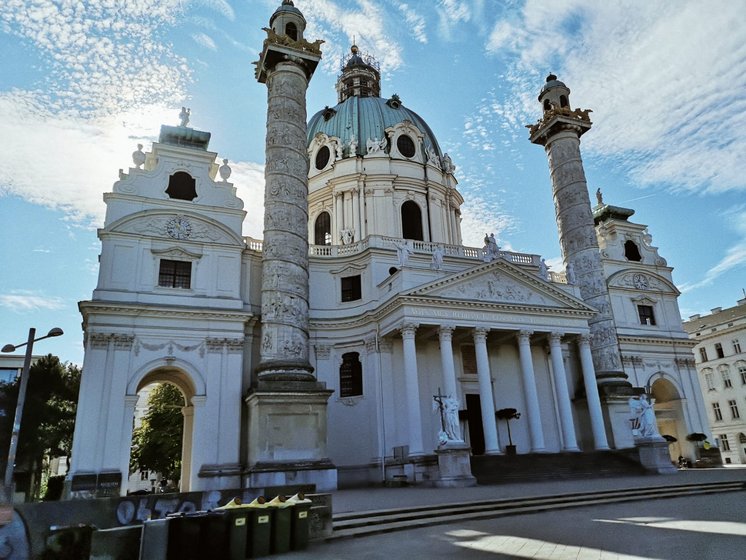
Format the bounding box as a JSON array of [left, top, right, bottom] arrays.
[[211, 506, 251, 560], [267, 496, 293, 554], [244, 497, 272, 558], [42, 524, 96, 560], [287, 493, 313, 551], [166, 512, 207, 560]]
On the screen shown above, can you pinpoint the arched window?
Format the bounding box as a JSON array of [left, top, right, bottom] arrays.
[[401, 200, 423, 240], [314, 211, 331, 245], [166, 172, 197, 201], [543, 99, 552, 111], [285, 22, 298, 41], [624, 240, 642, 261], [340, 352, 362, 397], [559, 95, 569, 108]]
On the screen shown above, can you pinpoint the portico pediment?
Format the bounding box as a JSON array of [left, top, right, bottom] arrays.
[[403, 258, 593, 312]]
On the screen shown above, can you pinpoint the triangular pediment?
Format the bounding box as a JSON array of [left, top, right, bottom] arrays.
[[404, 258, 593, 311]]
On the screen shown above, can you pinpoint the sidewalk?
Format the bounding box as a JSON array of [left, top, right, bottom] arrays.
[[327, 467, 746, 514]]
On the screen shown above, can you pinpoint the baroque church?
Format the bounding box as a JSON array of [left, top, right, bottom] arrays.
[[66, 0, 710, 495]]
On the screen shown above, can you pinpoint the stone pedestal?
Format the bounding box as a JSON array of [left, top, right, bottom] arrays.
[[636, 439, 677, 474], [434, 442, 477, 488], [245, 383, 337, 492], [602, 395, 637, 450]]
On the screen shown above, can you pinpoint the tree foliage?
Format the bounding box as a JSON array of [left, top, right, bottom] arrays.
[[129, 383, 184, 483], [0, 354, 81, 497]]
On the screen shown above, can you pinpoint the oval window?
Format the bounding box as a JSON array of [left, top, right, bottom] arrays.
[[397, 135, 416, 158], [315, 145, 330, 170]]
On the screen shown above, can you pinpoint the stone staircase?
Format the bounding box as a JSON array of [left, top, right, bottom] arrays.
[[470, 450, 647, 484], [331, 480, 745, 540]]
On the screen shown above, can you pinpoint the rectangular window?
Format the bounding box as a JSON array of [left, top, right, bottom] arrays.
[[637, 305, 656, 326], [699, 347, 708, 362], [158, 259, 191, 289], [705, 372, 715, 391], [715, 343, 724, 359], [461, 345, 477, 375], [734, 339, 742, 354], [722, 369, 732, 388], [713, 402, 723, 421], [729, 400, 740, 419], [339, 352, 363, 397], [140, 470, 149, 481], [740, 365, 746, 385], [720, 435, 731, 451], [340, 275, 362, 302]]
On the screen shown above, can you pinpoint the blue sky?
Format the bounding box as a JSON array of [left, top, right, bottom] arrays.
[[1, 0, 745, 366]]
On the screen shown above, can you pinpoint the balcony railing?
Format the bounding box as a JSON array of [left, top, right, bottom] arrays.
[[243, 235, 559, 279]]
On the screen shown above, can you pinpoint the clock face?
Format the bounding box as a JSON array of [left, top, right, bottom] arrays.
[[165, 216, 192, 240]]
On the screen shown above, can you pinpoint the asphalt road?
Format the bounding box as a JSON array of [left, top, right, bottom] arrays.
[[284, 490, 746, 559]]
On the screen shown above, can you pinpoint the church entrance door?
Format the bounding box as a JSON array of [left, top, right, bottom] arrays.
[[465, 394, 485, 455]]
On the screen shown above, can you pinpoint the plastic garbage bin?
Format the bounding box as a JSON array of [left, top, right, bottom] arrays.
[[166, 512, 207, 560], [267, 495, 293, 554], [244, 496, 272, 558], [42, 524, 96, 560], [286, 492, 313, 551]]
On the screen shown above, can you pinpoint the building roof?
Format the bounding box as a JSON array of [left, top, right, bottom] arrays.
[[307, 95, 443, 157], [682, 298, 746, 334]]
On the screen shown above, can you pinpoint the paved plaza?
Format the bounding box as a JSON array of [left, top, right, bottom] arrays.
[[294, 492, 745, 559], [295, 469, 746, 559]]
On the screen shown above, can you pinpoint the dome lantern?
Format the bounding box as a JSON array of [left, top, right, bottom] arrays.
[[336, 45, 381, 103]]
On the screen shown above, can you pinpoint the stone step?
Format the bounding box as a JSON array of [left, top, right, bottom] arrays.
[[330, 481, 745, 540], [470, 450, 647, 484]]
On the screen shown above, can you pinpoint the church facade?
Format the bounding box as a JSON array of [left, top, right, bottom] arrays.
[[66, 0, 710, 495]]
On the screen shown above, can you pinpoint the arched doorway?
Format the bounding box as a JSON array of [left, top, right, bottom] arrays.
[[650, 377, 687, 462], [129, 367, 196, 493]]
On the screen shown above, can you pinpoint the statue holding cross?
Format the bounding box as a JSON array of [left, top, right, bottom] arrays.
[[433, 388, 463, 444]]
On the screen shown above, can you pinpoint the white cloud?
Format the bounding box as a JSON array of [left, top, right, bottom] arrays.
[[679, 206, 746, 293], [485, 0, 746, 195], [396, 2, 428, 44], [0, 0, 189, 117], [0, 291, 66, 312], [300, 0, 404, 74], [192, 32, 217, 51]]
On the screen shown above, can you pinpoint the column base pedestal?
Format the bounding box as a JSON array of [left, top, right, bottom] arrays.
[[245, 380, 337, 492], [636, 439, 678, 474], [434, 442, 477, 488]]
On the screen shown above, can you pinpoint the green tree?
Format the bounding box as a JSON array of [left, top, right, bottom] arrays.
[[0, 354, 81, 500], [129, 383, 184, 484]]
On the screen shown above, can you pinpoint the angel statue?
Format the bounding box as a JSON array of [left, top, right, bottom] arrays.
[[628, 394, 661, 439]]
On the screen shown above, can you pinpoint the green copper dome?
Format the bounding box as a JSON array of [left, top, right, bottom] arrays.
[[307, 95, 443, 157]]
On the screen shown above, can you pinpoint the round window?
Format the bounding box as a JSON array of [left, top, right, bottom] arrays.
[[397, 135, 416, 158], [315, 145, 330, 170]]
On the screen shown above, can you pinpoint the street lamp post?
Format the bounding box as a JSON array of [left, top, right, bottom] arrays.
[[1, 327, 63, 503]]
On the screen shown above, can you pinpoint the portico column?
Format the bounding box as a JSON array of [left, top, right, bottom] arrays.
[[473, 327, 500, 454], [334, 192, 342, 241], [549, 332, 579, 451], [180, 404, 195, 491], [438, 325, 458, 400], [352, 187, 361, 241], [401, 323, 424, 456], [578, 335, 610, 450], [517, 331, 546, 452]]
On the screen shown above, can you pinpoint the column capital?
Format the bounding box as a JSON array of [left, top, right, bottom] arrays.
[[578, 333, 591, 346], [438, 324, 456, 339], [191, 395, 207, 407], [472, 327, 489, 343], [549, 332, 564, 345], [517, 330, 534, 344], [400, 323, 418, 338]]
